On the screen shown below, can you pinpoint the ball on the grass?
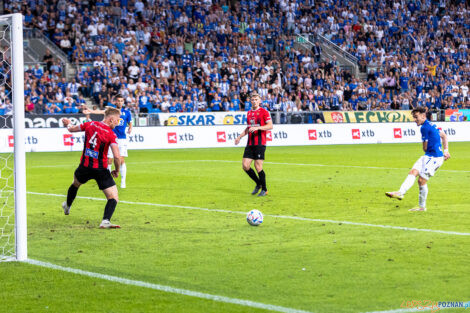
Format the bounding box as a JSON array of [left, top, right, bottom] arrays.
[[246, 209, 263, 226]]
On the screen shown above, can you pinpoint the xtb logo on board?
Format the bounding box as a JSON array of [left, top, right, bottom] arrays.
[[8, 135, 39, 147], [308, 129, 332, 140], [352, 129, 361, 139], [167, 132, 177, 144], [394, 128, 402, 139], [216, 131, 226, 143], [352, 129, 375, 139], [63, 134, 74, 146], [393, 128, 416, 138], [167, 132, 194, 144], [266, 131, 287, 141], [308, 129, 317, 140]]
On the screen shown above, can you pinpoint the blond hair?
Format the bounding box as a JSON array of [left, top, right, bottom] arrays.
[[250, 92, 260, 99], [104, 106, 121, 117]]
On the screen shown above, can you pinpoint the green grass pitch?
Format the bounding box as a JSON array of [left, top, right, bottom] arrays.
[[1, 143, 469, 313]]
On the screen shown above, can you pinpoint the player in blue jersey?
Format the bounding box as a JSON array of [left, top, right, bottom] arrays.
[[84, 95, 133, 188], [386, 107, 451, 211], [109, 95, 132, 188]]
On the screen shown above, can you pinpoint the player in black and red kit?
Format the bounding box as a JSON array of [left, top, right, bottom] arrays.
[[61, 107, 122, 229], [235, 92, 273, 196]]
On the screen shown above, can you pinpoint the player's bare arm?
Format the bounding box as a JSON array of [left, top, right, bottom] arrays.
[[83, 108, 105, 115], [440, 130, 451, 160], [62, 118, 81, 132], [110, 143, 121, 178], [127, 121, 133, 135], [249, 120, 273, 133], [235, 128, 249, 145]]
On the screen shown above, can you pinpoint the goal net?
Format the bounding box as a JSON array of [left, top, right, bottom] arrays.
[[0, 13, 26, 261]]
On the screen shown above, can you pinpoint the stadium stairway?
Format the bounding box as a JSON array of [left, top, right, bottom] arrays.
[[24, 28, 73, 80], [296, 34, 360, 77], [22, 28, 96, 109]]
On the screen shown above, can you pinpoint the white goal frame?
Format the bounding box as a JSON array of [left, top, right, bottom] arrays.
[[13, 13, 26, 261], [0, 13, 26, 261]]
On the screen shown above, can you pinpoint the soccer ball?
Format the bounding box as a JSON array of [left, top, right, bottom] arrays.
[[246, 209, 263, 226]]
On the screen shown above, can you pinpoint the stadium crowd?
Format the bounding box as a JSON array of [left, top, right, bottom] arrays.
[[3, 0, 470, 116]]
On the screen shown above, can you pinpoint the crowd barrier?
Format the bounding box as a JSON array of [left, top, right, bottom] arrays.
[[4, 109, 468, 129], [1, 122, 468, 153], [445, 109, 470, 122]]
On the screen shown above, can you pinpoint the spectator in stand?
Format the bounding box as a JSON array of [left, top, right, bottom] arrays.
[[25, 96, 34, 114], [209, 94, 222, 112], [2, 0, 468, 118], [42, 49, 53, 72]]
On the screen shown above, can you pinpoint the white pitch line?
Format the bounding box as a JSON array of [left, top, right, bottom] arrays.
[[29, 159, 470, 173], [264, 161, 470, 173], [362, 302, 470, 313], [25, 259, 313, 313], [21, 261, 470, 313], [363, 307, 434, 313], [363, 308, 436, 313], [28, 192, 470, 236]]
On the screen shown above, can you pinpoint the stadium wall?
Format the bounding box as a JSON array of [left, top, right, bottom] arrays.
[[1, 122, 469, 153]]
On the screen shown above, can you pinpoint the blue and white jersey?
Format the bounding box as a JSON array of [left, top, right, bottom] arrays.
[[114, 108, 132, 139], [420, 120, 443, 157]]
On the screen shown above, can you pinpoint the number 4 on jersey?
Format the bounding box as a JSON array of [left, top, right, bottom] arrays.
[[89, 131, 98, 148]]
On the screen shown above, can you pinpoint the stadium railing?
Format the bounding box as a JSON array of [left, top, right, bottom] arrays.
[[298, 33, 359, 76], [132, 110, 447, 127], [9, 110, 456, 129], [23, 27, 71, 78]]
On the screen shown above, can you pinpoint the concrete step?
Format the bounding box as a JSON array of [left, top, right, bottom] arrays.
[[84, 97, 94, 108], [358, 73, 368, 80]]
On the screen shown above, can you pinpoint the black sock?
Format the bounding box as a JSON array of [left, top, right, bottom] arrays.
[[245, 168, 260, 186], [258, 170, 267, 191], [66, 185, 79, 207], [103, 199, 118, 221]]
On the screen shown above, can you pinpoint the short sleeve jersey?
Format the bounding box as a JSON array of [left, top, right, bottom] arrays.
[[113, 108, 132, 139], [421, 120, 443, 157], [246, 107, 272, 146], [80, 121, 118, 169]]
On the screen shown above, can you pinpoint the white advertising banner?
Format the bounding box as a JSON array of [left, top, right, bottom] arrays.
[[159, 112, 247, 126], [0, 122, 468, 153]]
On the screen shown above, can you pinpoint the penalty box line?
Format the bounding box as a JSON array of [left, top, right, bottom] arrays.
[[28, 192, 470, 236], [24, 259, 313, 313]]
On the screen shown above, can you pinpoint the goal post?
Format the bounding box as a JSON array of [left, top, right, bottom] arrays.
[[0, 13, 26, 261], [12, 13, 26, 261]]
